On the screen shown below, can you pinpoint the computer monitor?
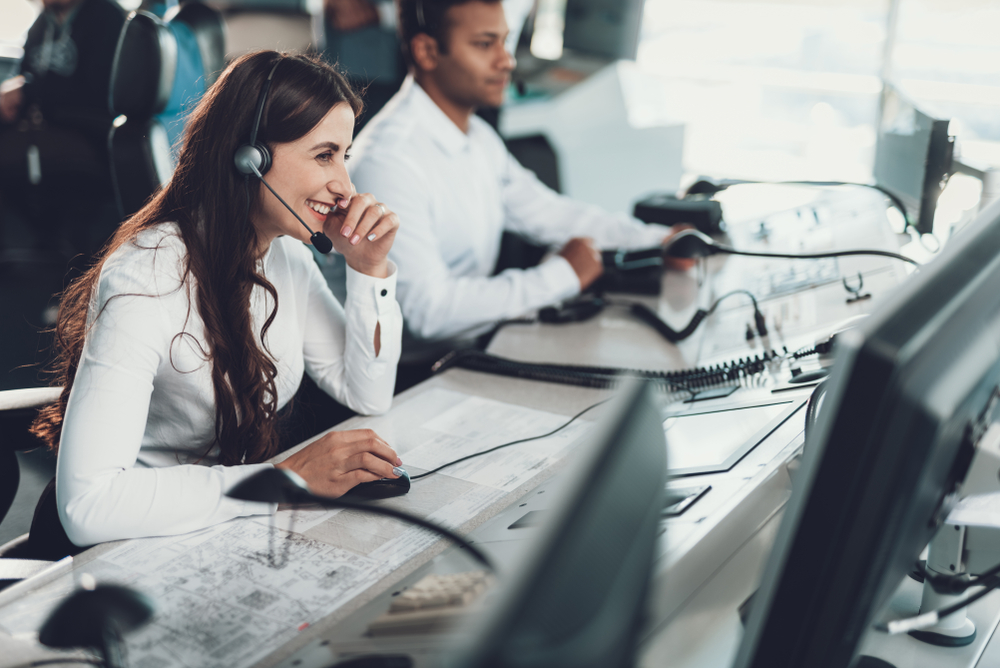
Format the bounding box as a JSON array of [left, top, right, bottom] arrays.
[[561, 0, 644, 61], [452, 379, 668, 668], [733, 195, 1000, 668], [873, 81, 955, 235]]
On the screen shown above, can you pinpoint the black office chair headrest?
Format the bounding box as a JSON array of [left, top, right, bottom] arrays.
[[109, 10, 177, 119], [169, 1, 226, 88]]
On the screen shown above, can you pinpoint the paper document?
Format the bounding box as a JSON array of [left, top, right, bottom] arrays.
[[946, 492, 1000, 528], [0, 389, 594, 668], [402, 394, 590, 491]]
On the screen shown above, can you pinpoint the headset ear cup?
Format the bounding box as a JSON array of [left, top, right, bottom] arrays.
[[253, 142, 271, 175], [233, 143, 272, 176]]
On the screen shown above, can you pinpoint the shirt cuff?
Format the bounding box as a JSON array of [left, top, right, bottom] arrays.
[[539, 256, 583, 303], [345, 260, 399, 318]]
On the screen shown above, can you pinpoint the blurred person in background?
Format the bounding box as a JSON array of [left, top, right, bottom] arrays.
[[317, 0, 687, 390], [0, 0, 125, 271]]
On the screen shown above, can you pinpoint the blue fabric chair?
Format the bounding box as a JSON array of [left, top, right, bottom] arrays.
[[107, 1, 225, 219]]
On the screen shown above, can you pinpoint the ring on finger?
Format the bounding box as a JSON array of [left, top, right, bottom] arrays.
[[376, 203, 386, 216]]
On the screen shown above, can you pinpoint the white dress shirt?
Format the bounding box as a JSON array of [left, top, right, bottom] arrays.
[[56, 224, 402, 546], [319, 76, 670, 346]]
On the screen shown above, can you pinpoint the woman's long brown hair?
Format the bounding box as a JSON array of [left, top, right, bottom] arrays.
[[31, 51, 361, 465]]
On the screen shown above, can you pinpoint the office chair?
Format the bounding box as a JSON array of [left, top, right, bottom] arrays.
[[505, 134, 562, 194], [107, 1, 226, 219], [492, 135, 561, 275], [0, 386, 62, 588]]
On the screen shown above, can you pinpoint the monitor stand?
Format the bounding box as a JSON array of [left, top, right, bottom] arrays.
[[852, 656, 897, 668], [907, 579, 977, 647], [907, 527, 977, 647]]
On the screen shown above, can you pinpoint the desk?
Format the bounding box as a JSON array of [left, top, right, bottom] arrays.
[[1, 187, 979, 668]]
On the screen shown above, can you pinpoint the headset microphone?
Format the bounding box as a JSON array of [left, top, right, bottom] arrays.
[[235, 58, 335, 255], [243, 161, 334, 254]]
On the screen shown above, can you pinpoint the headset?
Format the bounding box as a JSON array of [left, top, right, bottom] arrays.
[[415, 0, 426, 29], [233, 58, 334, 254]]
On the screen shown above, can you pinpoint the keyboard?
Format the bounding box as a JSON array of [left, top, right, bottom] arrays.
[[367, 571, 494, 636]]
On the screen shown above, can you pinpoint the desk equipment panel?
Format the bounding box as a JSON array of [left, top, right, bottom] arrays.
[[0, 186, 939, 668]]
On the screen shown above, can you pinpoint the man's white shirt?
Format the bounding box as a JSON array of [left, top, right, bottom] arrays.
[[320, 75, 670, 346]]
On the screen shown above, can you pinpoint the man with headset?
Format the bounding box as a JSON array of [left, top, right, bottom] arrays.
[[319, 0, 683, 368]]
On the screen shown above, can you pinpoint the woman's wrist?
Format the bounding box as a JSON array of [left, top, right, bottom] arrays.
[[346, 258, 389, 279]]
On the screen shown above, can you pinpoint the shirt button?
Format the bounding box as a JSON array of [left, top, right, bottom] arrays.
[[380, 289, 388, 297]]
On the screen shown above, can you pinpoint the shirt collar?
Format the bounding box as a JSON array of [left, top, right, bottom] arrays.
[[403, 75, 473, 157]]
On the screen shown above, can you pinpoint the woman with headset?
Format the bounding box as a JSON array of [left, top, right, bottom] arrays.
[[28, 51, 405, 557]]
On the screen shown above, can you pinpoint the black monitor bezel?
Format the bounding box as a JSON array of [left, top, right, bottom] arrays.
[[734, 197, 1000, 668], [873, 81, 955, 236], [561, 0, 644, 61], [452, 379, 668, 668], [917, 117, 956, 235]]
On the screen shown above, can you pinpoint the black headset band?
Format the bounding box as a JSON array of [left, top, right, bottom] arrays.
[[416, 0, 426, 30], [249, 59, 282, 147]]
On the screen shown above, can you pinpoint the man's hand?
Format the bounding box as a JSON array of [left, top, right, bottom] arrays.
[[0, 76, 26, 124], [275, 428, 404, 498], [559, 237, 603, 290]]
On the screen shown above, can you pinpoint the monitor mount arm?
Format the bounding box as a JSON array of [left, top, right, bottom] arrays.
[[951, 157, 1000, 213], [909, 422, 1000, 646]]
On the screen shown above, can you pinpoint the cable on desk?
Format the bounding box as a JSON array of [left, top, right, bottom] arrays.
[[420, 345, 786, 481], [711, 243, 921, 267], [227, 470, 496, 570], [431, 349, 776, 396], [325, 497, 495, 570], [609, 288, 768, 344], [881, 575, 1000, 635], [879, 545, 1000, 636], [662, 228, 920, 268], [916, 557, 1000, 595], [792, 344, 821, 359], [409, 398, 610, 482], [621, 301, 708, 343]]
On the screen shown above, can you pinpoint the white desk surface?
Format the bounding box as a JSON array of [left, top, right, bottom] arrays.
[[2, 187, 980, 668]]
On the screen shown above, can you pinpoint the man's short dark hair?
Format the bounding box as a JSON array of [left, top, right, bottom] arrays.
[[396, 0, 502, 67]]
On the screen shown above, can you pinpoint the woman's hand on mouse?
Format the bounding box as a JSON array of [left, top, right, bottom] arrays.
[[324, 190, 399, 279], [275, 428, 403, 497]]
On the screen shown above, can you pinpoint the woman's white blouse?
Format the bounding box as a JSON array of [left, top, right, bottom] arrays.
[[56, 224, 402, 546]]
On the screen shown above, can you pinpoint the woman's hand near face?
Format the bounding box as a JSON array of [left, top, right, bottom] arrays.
[[324, 192, 399, 278], [274, 428, 404, 498]]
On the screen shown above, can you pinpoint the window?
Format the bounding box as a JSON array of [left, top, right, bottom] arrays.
[[636, 0, 1000, 189], [0, 0, 39, 59]]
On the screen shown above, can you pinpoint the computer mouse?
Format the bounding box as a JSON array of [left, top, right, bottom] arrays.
[[850, 657, 895, 668], [328, 654, 413, 668], [342, 469, 411, 500]]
